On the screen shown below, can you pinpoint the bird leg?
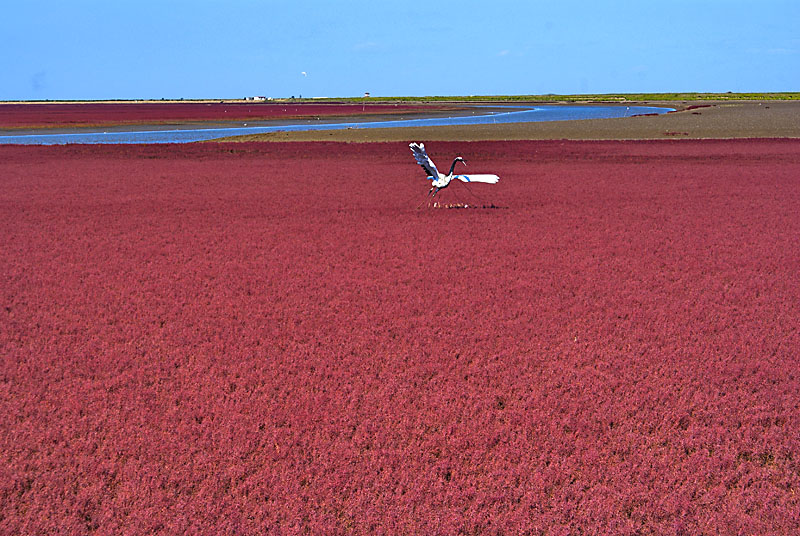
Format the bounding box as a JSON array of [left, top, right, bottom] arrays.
[[427, 187, 439, 208], [417, 187, 436, 209]]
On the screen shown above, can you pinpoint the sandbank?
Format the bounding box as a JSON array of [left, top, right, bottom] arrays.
[[218, 101, 800, 142]]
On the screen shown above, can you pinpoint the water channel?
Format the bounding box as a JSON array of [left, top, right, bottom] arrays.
[[0, 105, 673, 145]]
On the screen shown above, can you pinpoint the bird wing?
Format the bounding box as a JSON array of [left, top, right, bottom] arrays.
[[455, 174, 500, 184], [409, 142, 439, 179]]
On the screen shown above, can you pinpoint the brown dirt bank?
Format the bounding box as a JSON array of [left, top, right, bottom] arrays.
[[218, 101, 800, 142]]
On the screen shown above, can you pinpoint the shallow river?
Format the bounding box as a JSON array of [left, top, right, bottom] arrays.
[[0, 105, 672, 145]]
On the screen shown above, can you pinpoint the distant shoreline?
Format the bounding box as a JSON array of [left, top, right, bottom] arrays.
[[3, 99, 799, 142], [2, 92, 799, 105]]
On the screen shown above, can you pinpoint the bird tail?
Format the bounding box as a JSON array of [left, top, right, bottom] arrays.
[[455, 174, 499, 184]]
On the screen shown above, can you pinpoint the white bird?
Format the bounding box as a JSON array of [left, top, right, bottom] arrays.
[[409, 142, 499, 201]]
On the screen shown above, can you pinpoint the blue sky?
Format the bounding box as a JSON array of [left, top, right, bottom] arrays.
[[2, 0, 798, 100]]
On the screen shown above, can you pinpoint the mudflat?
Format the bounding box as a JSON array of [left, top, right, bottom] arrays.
[[221, 101, 800, 142]]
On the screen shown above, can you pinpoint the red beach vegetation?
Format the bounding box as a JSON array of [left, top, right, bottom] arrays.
[[1, 139, 798, 533], [0, 102, 443, 129]]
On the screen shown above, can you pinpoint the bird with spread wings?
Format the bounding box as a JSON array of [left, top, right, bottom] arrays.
[[409, 142, 499, 205]]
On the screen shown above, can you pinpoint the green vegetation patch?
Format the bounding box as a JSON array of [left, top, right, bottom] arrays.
[[304, 92, 800, 104]]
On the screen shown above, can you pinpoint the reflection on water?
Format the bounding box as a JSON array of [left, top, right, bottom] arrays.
[[0, 105, 672, 145]]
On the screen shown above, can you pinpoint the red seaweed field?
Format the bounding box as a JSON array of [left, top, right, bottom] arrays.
[[0, 103, 444, 129], [1, 139, 799, 533]]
